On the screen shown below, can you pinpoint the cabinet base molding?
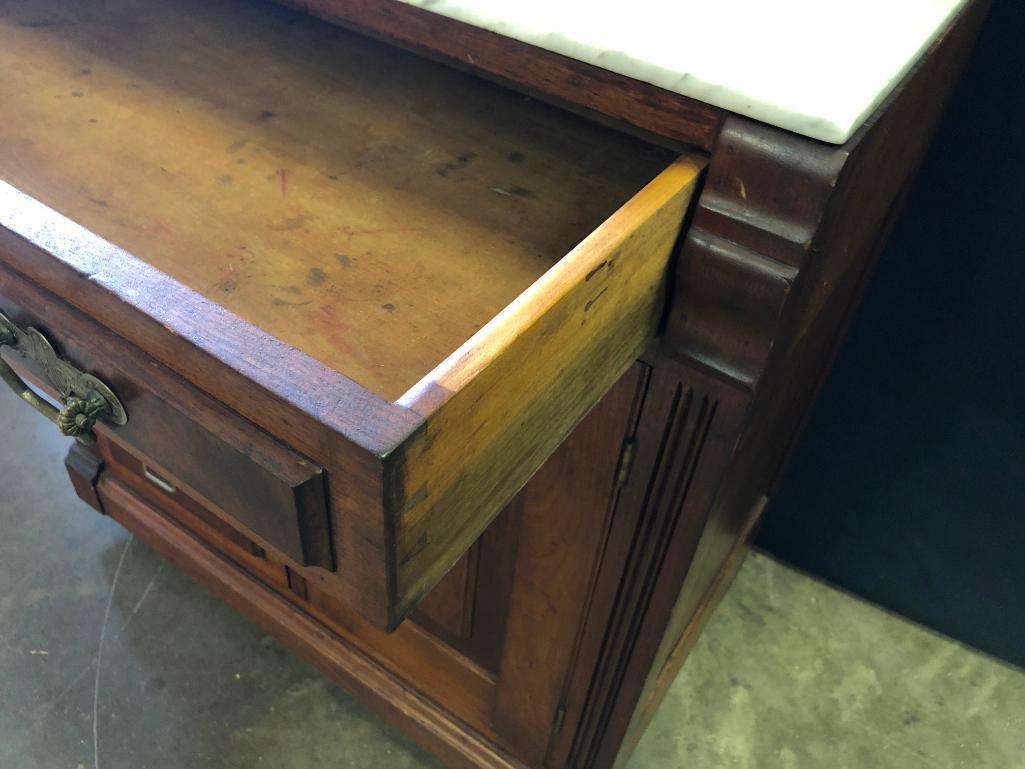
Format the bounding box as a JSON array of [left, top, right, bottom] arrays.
[[96, 463, 765, 769], [97, 474, 530, 769]]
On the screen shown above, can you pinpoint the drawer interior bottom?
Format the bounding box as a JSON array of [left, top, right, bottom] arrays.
[[0, 0, 674, 401]]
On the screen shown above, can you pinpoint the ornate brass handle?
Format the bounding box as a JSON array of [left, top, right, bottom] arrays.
[[0, 310, 127, 445]]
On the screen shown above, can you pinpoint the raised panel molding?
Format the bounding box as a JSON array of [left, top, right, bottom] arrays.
[[565, 381, 721, 769], [548, 359, 750, 769], [665, 117, 846, 390]]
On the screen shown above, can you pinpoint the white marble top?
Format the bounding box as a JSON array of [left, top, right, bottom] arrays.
[[398, 0, 968, 143]]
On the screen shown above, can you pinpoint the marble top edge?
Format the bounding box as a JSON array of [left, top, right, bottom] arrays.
[[395, 0, 970, 144]]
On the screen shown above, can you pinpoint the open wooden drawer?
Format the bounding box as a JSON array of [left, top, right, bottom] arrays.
[[0, 0, 704, 628]]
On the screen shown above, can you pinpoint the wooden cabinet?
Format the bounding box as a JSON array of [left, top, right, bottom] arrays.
[[0, 0, 705, 629], [1, 0, 986, 767]]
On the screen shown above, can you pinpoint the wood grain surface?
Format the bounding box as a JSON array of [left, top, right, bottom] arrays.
[[390, 156, 704, 623], [36, 1, 988, 768], [275, 0, 725, 150], [0, 0, 673, 401], [74, 356, 655, 769]]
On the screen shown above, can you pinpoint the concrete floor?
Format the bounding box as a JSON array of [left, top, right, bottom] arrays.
[[1, 394, 1023, 769]]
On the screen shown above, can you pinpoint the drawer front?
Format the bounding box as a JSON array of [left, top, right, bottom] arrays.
[[99, 440, 293, 592], [0, 270, 331, 569], [101, 392, 331, 569]]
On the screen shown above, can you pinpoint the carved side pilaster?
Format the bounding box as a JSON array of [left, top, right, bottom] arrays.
[[549, 117, 851, 769], [663, 118, 848, 390]]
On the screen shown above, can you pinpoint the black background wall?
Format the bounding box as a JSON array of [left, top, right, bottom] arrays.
[[758, 0, 1025, 668]]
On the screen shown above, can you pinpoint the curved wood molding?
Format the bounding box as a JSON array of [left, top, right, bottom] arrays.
[[664, 118, 846, 389]]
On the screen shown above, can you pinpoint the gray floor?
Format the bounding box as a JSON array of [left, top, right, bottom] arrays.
[[2, 394, 1023, 769]]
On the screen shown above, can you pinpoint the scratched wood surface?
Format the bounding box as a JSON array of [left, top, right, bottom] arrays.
[[391, 156, 704, 620], [0, 0, 673, 400]]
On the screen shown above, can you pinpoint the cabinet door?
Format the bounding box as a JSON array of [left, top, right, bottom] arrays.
[[485, 361, 649, 764]]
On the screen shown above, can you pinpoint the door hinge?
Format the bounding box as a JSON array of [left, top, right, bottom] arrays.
[[615, 437, 637, 489], [553, 704, 567, 734]]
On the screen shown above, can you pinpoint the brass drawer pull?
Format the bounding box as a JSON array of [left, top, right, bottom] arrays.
[[0, 310, 127, 445]]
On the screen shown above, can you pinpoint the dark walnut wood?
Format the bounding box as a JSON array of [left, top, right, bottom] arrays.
[[64, 443, 105, 514], [272, 0, 724, 150], [87, 359, 649, 769], [0, 0, 703, 628], [0, 265, 334, 568], [6, 0, 987, 767]]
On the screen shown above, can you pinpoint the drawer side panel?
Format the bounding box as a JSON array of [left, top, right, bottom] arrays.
[[390, 155, 704, 624]]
